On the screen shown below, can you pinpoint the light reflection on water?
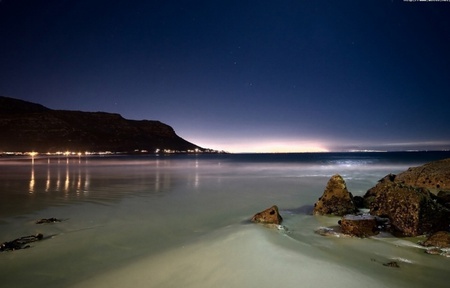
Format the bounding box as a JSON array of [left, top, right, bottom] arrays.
[[0, 156, 183, 217]]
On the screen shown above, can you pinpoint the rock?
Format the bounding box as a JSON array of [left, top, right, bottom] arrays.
[[363, 174, 395, 207], [251, 205, 283, 225], [353, 196, 365, 209], [36, 218, 61, 224], [1, 233, 44, 252], [313, 174, 357, 216], [366, 175, 450, 236], [437, 190, 450, 202], [339, 214, 379, 237], [436, 191, 450, 209], [420, 231, 450, 248], [425, 248, 443, 255], [395, 158, 450, 192], [383, 261, 400, 268]]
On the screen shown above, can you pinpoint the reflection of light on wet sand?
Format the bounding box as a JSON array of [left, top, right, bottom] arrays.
[[29, 165, 35, 193], [70, 226, 384, 288], [46, 166, 50, 192], [155, 170, 160, 191], [65, 165, 70, 192], [195, 172, 199, 188], [23, 157, 178, 199], [27, 158, 91, 196], [195, 160, 199, 188], [56, 167, 61, 190]]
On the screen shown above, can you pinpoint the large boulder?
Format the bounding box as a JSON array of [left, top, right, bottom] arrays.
[[339, 214, 379, 238], [313, 174, 357, 216], [395, 158, 450, 192], [365, 175, 450, 236], [363, 174, 395, 208], [251, 205, 283, 225]]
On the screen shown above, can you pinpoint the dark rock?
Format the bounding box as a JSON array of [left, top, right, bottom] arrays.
[[251, 205, 283, 225], [313, 174, 357, 216], [353, 196, 365, 209], [339, 214, 379, 237], [437, 190, 450, 202], [366, 175, 450, 236], [395, 158, 450, 192], [383, 261, 400, 268], [374, 216, 391, 231], [36, 218, 62, 224], [420, 231, 450, 248], [436, 191, 450, 208], [1, 233, 44, 252]]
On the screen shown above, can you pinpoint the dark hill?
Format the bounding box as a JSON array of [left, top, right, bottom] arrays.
[[0, 96, 204, 153]]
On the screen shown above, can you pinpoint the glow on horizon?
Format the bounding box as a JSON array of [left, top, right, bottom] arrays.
[[193, 138, 450, 153], [196, 139, 330, 153]]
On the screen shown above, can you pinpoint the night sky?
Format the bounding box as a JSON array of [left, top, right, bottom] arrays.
[[1, 0, 450, 152]]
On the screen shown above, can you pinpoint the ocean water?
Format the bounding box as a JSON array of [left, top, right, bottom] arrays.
[[1, 152, 449, 288]]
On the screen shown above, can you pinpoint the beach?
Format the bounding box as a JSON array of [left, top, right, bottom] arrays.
[[1, 152, 449, 288]]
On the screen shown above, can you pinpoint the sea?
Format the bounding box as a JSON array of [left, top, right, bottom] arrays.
[[1, 151, 449, 288]]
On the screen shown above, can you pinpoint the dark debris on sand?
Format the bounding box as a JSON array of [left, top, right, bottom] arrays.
[[1, 234, 44, 252]]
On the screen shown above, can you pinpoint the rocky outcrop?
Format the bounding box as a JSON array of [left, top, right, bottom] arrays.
[[339, 214, 379, 238], [0, 96, 205, 153], [395, 158, 450, 192], [251, 205, 283, 225], [313, 174, 357, 216], [365, 175, 450, 236]]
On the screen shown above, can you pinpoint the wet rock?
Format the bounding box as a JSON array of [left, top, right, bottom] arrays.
[[1, 233, 44, 252], [353, 196, 365, 209], [363, 174, 395, 207], [366, 175, 450, 236], [425, 248, 450, 257], [420, 231, 450, 248], [383, 261, 400, 268], [371, 258, 402, 267], [395, 158, 450, 192], [437, 190, 450, 202], [36, 218, 62, 224], [339, 214, 379, 237], [251, 205, 283, 225], [313, 174, 357, 216], [436, 191, 450, 209], [425, 248, 443, 255]]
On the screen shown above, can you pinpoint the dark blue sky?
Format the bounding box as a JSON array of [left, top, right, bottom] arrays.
[[1, 0, 450, 152]]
